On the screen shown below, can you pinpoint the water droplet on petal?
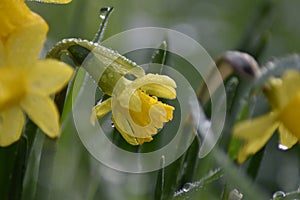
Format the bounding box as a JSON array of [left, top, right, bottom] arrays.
[[272, 191, 286, 199], [278, 144, 288, 151], [182, 183, 194, 192], [124, 73, 137, 81], [111, 122, 115, 128], [99, 7, 113, 20]]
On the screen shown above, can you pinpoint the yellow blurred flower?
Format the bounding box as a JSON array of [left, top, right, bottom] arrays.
[[91, 73, 176, 145], [233, 70, 300, 163], [0, 0, 73, 146]]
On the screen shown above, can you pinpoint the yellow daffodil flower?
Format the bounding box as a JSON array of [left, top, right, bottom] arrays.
[[0, 0, 73, 147], [233, 70, 300, 163], [91, 73, 176, 145]]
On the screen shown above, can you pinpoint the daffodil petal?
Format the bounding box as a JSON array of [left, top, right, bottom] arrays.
[[113, 90, 174, 139], [140, 83, 176, 99], [264, 78, 286, 109], [130, 91, 174, 127], [117, 73, 176, 110], [91, 98, 112, 125], [113, 118, 139, 145], [233, 112, 278, 140], [113, 110, 136, 137], [237, 121, 278, 163], [7, 13, 48, 67], [0, 0, 31, 39], [119, 74, 176, 103], [118, 90, 142, 112], [136, 137, 153, 144], [112, 77, 142, 111], [112, 117, 153, 145], [233, 113, 279, 163], [279, 92, 300, 139], [21, 94, 60, 138], [281, 70, 300, 102], [132, 73, 176, 90], [0, 107, 25, 147], [28, 59, 73, 95], [112, 99, 153, 140], [278, 124, 298, 148], [0, 41, 5, 67], [27, 0, 72, 4]]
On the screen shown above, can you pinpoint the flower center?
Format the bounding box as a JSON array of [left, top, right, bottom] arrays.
[[129, 90, 173, 127], [0, 67, 27, 111], [279, 92, 300, 139]]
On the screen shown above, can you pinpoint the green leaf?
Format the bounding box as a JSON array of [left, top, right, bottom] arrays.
[[174, 168, 223, 199], [0, 138, 26, 200], [155, 154, 187, 200], [150, 40, 168, 72], [228, 137, 243, 160], [21, 131, 45, 200], [0, 144, 17, 200], [61, 67, 87, 122], [177, 138, 200, 186], [212, 147, 268, 200]]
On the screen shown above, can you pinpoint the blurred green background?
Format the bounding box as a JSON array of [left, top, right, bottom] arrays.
[[28, 0, 300, 63], [23, 0, 300, 199]]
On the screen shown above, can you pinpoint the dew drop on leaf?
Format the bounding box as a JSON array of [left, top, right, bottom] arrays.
[[182, 183, 194, 192], [272, 191, 286, 199]]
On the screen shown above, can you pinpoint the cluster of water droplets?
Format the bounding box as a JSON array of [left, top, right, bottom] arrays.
[[173, 182, 197, 197], [182, 182, 196, 192]]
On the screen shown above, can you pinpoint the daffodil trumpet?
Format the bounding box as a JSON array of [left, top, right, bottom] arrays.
[[48, 38, 177, 145]]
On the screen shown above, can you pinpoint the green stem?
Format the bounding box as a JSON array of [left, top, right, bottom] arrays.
[[92, 7, 114, 43], [246, 146, 265, 180], [154, 156, 166, 200]]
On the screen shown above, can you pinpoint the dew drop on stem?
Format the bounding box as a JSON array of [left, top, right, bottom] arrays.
[[99, 7, 112, 20]]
